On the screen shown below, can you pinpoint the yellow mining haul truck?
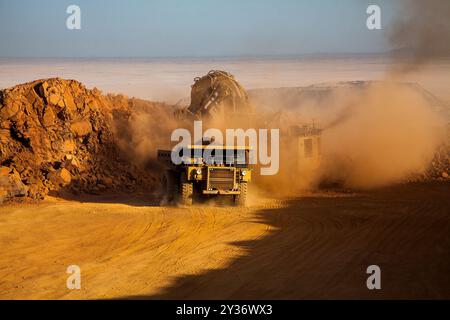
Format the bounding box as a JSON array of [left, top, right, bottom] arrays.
[[157, 145, 252, 206]]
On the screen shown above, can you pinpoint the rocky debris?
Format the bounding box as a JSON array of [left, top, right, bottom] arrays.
[[48, 168, 72, 186], [0, 78, 168, 203], [0, 166, 28, 203], [415, 142, 450, 182], [70, 120, 92, 137], [406, 123, 450, 182]]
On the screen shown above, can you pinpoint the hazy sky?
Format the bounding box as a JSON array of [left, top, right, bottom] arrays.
[[0, 0, 397, 58]]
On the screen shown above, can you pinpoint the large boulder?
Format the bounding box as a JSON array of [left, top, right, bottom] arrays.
[[42, 107, 55, 127], [48, 168, 72, 187], [70, 120, 92, 137]]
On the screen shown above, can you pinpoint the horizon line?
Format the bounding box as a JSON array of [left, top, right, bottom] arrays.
[[0, 51, 395, 60]]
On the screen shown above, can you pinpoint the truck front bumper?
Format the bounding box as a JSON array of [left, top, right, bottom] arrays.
[[203, 190, 240, 195]]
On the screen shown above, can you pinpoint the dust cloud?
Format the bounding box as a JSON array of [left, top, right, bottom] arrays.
[[114, 80, 445, 193], [112, 99, 179, 167], [248, 82, 444, 193], [320, 0, 449, 188], [319, 83, 444, 188], [389, 0, 450, 73], [113, 1, 449, 193], [255, 0, 450, 191]]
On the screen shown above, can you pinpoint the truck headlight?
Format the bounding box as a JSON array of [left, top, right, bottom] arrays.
[[196, 169, 202, 175], [241, 171, 247, 176]]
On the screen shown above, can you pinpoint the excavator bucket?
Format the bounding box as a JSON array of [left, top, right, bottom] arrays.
[[175, 70, 254, 122]]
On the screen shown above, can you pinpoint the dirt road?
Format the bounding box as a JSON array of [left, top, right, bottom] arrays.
[[0, 182, 449, 299]]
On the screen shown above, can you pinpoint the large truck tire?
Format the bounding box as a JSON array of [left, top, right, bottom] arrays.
[[179, 173, 193, 206], [160, 170, 177, 205], [234, 182, 248, 207]]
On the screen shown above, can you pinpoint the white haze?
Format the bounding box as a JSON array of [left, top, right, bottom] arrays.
[[1, 57, 450, 103]]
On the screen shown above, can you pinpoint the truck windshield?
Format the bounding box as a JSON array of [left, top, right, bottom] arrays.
[[181, 148, 248, 167]]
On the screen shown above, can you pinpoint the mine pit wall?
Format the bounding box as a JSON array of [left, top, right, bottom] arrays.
[[0, 78, 164, 203]]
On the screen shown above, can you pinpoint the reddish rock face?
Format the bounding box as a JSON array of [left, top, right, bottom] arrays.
[[0, 78, 169, 202]]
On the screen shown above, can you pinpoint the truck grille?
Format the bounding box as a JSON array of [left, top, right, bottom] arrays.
[[208, 168, 235, 190]]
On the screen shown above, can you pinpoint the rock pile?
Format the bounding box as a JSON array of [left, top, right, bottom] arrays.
[[417, 132, 450, 181], [0, 78, 167, 203]]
